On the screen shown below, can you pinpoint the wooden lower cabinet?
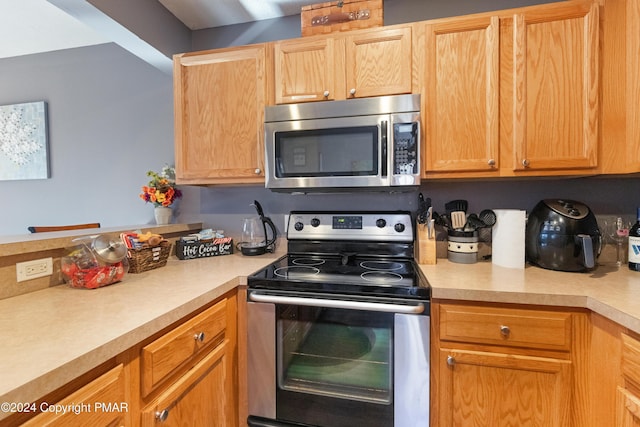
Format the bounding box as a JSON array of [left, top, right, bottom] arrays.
[[435, 348, 571, 426], [141, 339, 232, 426], [617, 387, 640, 426], [2, 290, 239, 427], [136, 291, 238, 427], [20, 364, 127, 427], [617, 333, 640, 426], [431, 301, 581, 427]]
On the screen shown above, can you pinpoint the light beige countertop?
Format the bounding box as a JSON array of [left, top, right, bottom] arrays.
[[3, 248, 640, 420], [0, 247, 284, 420], [420, 259, 640, 332]]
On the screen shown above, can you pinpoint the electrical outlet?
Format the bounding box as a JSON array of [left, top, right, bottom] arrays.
[[16, 258, 53, 282]]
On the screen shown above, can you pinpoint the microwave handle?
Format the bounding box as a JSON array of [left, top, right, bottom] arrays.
[[381, 120, 388, 177]]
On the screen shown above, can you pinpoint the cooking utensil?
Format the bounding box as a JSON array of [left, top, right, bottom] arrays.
[[433, 211, 451, 229], [464, 213, 486, 231], [451, 211, 466, 230], [417, 193, 431, 224], [445, 199, 468, 213], [479, 209, 497, 227]]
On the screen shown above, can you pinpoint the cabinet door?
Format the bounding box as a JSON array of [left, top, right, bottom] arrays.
[[424, 16, 499, 174], [436, 349, 571, 426], [627, 0, 640, 171], [22, 364, 127, 427], [617, 387, 640, 427], [274, 37, 335, 104], [141, 339, 234, 427], [510, 1, 599, 172], [344, 27, 412, 99], [174, 45, 266, 185]]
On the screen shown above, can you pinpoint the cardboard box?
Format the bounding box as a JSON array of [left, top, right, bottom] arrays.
[[301, 0, 383, 36], [175, 238, 233, 260]]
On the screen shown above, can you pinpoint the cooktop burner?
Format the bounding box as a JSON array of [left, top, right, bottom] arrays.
[[248, 253, 429, 299]]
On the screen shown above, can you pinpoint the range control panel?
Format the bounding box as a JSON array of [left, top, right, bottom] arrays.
[[287, 211, 413, 242]]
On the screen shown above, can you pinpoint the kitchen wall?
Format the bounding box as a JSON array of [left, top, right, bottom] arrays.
[[0, 44, 174, 236], [1, 0, 639, 239]]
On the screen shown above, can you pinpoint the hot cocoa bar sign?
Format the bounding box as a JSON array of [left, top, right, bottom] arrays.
[[176, 238, 233, 260]]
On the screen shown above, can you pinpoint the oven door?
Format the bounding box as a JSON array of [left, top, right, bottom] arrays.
[[247, 291, 430, 427]]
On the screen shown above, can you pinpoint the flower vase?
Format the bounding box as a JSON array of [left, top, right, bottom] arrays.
[[154, 206, 172, 225]]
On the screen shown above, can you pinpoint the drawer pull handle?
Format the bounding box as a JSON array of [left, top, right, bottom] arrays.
[[447, 355, 456, 366], [155, 409, 169, 422], [194, 332, 205, 342], [500, 325, 510, 337]]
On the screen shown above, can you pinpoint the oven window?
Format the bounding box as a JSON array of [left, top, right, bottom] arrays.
[[274, 126, 378, 178], [277, 305, 393, 404]]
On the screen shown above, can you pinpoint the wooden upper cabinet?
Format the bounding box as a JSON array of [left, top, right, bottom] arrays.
[[344, 26, 413, 99], [173, 45, 266, 185], [508, 1, 599, 173], [626, 0, 640, 172], [274, 25, 412, 103], [274, 37, 335, 103], [423, 15, 500, 174]]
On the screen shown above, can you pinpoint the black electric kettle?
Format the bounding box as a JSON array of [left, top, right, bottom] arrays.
[[238, 200, 278, 256]]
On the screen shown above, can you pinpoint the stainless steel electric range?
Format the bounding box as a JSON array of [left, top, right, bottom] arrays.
[[246, 211, 430, 427]]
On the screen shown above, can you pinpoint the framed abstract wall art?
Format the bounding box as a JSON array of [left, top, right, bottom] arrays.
[[0, 101, 49, 180]]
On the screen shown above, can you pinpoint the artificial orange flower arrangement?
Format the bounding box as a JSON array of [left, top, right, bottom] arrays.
[[139, 165, 182, 207]]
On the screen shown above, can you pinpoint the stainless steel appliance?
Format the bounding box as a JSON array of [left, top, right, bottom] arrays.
[[264, 94, 421, 192], [525, 199, 602, 272], [247, 211, 430, 427]]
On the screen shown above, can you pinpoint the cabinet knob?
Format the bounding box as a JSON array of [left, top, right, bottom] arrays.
[[488, 159, 496, 167], [194, 332, 205, 342], [155, 409, 169, 422], [254, 168, 261, 174], [323, 90, 330, 98], [500, 325, 510, 337], [446, 355, 456, 366], [522, 159, 530, 168], [349, 88, 356, 96]]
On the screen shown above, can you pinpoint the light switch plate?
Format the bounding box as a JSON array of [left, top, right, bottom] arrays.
[[16, 258, 53, 282]]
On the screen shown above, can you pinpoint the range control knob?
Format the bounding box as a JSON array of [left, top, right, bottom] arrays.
[[394, 223, 405, 233], [311, 218, 321, 227], [376, 219, 387, 228], [294, 222, 304, 231]]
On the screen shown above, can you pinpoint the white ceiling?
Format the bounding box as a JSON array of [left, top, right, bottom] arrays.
[[159, 0, 311, 30], [0, 0, 311, 59], [0, 0, 108, 59]]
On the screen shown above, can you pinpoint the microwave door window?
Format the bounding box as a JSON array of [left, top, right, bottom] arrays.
[[274, 127, 378, 178]]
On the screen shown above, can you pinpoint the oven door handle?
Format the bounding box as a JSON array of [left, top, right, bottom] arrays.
[[249, 292, 425, 314]]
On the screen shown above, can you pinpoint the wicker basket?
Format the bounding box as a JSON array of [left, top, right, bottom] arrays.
[[128, 241, 172, 273]]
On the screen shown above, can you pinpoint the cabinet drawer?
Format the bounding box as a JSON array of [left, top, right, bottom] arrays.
[[622, 333, 640, 387], [142, 298, 228, 396], [439, 303, 572, 351]]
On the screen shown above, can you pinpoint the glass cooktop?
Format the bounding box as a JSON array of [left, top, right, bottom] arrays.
[[248, 254, 430, 300]]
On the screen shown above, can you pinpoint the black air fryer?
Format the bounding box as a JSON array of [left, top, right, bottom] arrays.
[[525, 199, 602, 272]]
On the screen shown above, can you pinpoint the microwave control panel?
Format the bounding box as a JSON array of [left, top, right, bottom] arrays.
[[393, 122, 419, 175]]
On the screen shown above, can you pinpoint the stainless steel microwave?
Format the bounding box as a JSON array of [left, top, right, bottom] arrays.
[[264, 94, 421, 192]]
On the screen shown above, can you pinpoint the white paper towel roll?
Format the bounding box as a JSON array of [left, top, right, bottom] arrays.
[[492, 209, 527, 269]]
